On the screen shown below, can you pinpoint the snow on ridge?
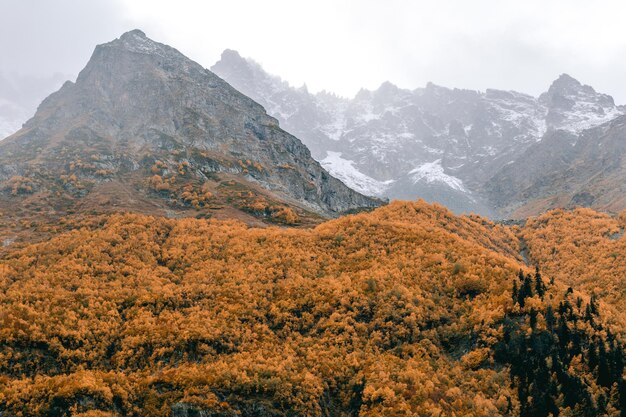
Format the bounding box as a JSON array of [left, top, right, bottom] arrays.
[[320, 151, 393, 197], [557, 103, 623, 133], [320, 114, 346, 141], [214, 52, 626, 211], [485, 85, 623, 139], [318, 99, 348, 141], [548, 85, 624, 133], [487, 95, 548, 139], [409, 159, 467, 192]]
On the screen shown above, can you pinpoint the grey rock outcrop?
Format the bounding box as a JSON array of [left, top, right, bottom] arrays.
[[486, 115, 626, 216], [0, 30, 381, 217], [212, 52, 624, 217]]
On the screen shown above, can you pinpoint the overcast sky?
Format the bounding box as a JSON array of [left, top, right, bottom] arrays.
[[2, 0, 626, 102]]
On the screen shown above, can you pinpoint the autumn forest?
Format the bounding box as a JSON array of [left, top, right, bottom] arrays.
[[0, 201, 624, 416], [3, 5, 626, 416]]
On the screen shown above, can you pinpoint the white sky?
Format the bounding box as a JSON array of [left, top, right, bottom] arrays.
[[2, 0, 626, 102]]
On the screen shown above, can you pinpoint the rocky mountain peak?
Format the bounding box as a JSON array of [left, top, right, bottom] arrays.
[[105, 29, 173, 58], [120, 28, 147, 40], [0, 31, 381, 222], [376, 81, 399, 93], [541, 73, 615, 106], [372, 81, 401, 102], [73, 29, 209, 95], [423, 81, 449, 95], [210, 49, 286, 104], [548, 73, 582, 92], [213, 49, 257, 81], [125, 28, 146, 37], [211, 50, 626, 217], [353, 88, 372, 101], [538, 74, 621, 132], [218, 48, 247, 65]]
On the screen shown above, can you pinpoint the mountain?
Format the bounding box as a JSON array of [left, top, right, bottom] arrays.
[[212, 52, 624, 216], [0, 31, 381, 230], [1, 30, 625, 417], [521, 207, 626, 310], [486, 114, 626, 216], [0, 201, 624, 415], [539, 73, 623, 132]]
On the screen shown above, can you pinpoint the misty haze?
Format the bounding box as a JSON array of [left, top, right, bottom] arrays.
[[0, 2, 625, 416]]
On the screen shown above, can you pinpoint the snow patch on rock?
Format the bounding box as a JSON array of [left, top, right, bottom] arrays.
[[321, 151, 393, 197], [409, 160, 467, 192], [559, 102, 623, 133]]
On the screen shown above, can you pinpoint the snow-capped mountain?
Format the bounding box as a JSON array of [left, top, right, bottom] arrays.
[[212, 51, 624, 216], [539, 74, 623, 133], [486, 114, 626, 217]]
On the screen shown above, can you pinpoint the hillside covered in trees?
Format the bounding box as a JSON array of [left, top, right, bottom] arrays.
[[521, 208, 626, 314], [0, 201, 624, 416]]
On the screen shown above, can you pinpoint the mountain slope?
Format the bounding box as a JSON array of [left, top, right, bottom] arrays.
[[212, 52, 624, 216], [487, 115, 626, 217], [521, 208, 626, 310], [0, 201, 624, 416], [0, 30, 381, 229]]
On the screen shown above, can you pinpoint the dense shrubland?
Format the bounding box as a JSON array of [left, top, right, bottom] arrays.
[[0, 201, 623, 416], [522, 208, 626, 312]]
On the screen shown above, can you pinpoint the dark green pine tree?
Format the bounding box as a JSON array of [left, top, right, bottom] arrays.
[[587, 338, 598, 370], [584, 303, 593, 324], [589, 294, 599, 315], [545, 305, 555, 330], [512, 279, 519, 305], [576, 296, 583, 310], [529, 308, 538, 330], [609, 341, 624, 383], [528, 361, 559, 417], [598, 341, 612, 388], [534, 266, 545, 299], [557, 314, 570, 358], [518, 274, 534, 308]]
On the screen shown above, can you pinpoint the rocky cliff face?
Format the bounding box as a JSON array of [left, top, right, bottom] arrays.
[[486, 115, 626, 216], [212, 51, 624, 216], [539, 74, 623, 132], [0, 30, 381, 223]]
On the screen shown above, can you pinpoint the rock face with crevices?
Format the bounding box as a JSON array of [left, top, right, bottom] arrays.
[[486, 114, 626, 216], [212, 52, 625, 217], [0, 30, 381, 221]]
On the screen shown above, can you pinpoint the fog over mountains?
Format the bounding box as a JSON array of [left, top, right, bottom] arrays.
[[1, 18, 626, 416], [2, 37, 625, 218], [212, 50, 625, 217], [0, 73, 67, 140]]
